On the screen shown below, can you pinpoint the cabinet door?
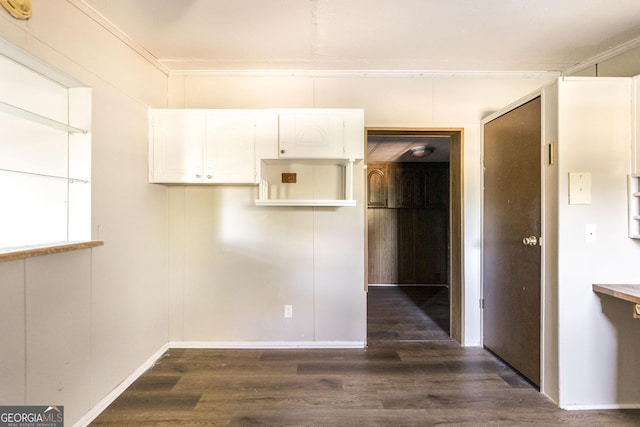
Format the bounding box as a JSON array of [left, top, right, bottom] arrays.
[[395, 166, 422, 208], [204, 111, 257, 183], [426, 167, 449, 207], [150, 110, 204, 183], [278, 110, 346, 158], [367, 164, 387, 207]]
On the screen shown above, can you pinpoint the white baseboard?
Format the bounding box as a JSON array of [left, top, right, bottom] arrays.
[[73, 343, 170, 427], [561, 403, 640, 410], [170, 340, 366, 349]]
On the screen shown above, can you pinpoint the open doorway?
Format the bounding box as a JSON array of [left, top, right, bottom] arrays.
[[365, 128, 463, 344]]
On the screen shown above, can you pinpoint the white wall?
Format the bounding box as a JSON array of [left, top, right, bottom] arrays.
[[167, 182, 367, 345], [0, 252, 93, 422], [0, 0, 168, 425], [556, 78, 640, 408]]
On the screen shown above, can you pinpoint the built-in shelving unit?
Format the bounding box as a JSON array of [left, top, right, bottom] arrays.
[[628, 174, 640, 239], [147, 108, 364, 207], [255, 159, 356, 207]]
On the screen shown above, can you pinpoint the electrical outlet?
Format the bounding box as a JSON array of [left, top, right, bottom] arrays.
[[284, 304, 293, 318]]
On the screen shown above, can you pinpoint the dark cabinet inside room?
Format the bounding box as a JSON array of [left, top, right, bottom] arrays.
[[367, 165, 388, 207], [368, 162, 449, 285]]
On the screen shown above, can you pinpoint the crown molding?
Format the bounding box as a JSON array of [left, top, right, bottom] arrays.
[[68, 0, 169, 75], [563, 35, 640, 76], [166, 68, 562, 79]]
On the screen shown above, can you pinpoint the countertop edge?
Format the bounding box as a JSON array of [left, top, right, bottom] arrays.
[[0, 241, 104, 263], [593, 284, 640, 305]]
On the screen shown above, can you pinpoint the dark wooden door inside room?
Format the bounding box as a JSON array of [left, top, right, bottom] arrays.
[[483, 97, 542, 386]]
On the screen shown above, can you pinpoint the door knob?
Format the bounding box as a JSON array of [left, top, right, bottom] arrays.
[[522, 236, 538, 246]]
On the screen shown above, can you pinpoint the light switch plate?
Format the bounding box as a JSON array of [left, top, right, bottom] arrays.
[[569, 172, 592, 204]]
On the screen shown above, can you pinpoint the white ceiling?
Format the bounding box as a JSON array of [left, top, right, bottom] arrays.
[[78, 0, 640, 75], [75, 0, 640, 162]]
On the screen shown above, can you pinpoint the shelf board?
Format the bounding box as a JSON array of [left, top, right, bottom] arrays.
[[261, 158, 355, 165], [255, 199, 356, 207], [0, 100, 87, 134]]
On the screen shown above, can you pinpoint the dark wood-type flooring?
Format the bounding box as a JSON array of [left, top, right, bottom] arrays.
[[91, 286, 640, 426]]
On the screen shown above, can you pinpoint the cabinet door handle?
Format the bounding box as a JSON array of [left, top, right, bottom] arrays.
[[195, 174, 201, 178], [206, 175, 212, 179]]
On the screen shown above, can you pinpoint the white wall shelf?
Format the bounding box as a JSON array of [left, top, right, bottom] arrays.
[[256, 159, 356, 207], [255, 199, 356, 207], [629, 174, 640, 239], [0, 100, 87, 135]]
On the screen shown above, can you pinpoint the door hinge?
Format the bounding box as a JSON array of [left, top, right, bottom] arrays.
[[480, 298, 484, 309]]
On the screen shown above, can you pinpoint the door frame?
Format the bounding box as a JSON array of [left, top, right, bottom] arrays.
[[364, 127, 464, 344]]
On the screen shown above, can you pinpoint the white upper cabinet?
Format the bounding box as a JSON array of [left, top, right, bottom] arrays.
[[149, 108, 362, 185], [149, 109, 204, 183], [149, 109, 277, 184], [277, 109, 363, 159]]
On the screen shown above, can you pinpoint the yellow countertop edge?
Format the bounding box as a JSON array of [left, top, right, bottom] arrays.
[[0, 240, 104, 263]]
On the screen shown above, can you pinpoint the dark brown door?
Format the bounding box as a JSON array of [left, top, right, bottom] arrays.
[[483, 97, 541, 386]]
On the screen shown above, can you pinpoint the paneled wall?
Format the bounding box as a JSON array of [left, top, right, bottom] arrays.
[[0, 1, 168, 425], [167, 172, 367, 345], [368, 162, 449, 285], [0, 251, 93, 422]]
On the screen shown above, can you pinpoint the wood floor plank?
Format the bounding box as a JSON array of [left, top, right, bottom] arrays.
[[126, 375, 181, 391], [91, 286, 640, 426], [171, 375, 344, 394], [259, 348, 401, 362], [296, 360, 450, 375], [102, 391, 201, 412]]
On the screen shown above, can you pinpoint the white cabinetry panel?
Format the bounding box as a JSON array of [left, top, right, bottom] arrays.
[[149, 109, 204, 183], [205, 111, 257, 183], [150, 109, 277, 184], [278, 109, 363, 159], [149, 108, 362, 186]]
